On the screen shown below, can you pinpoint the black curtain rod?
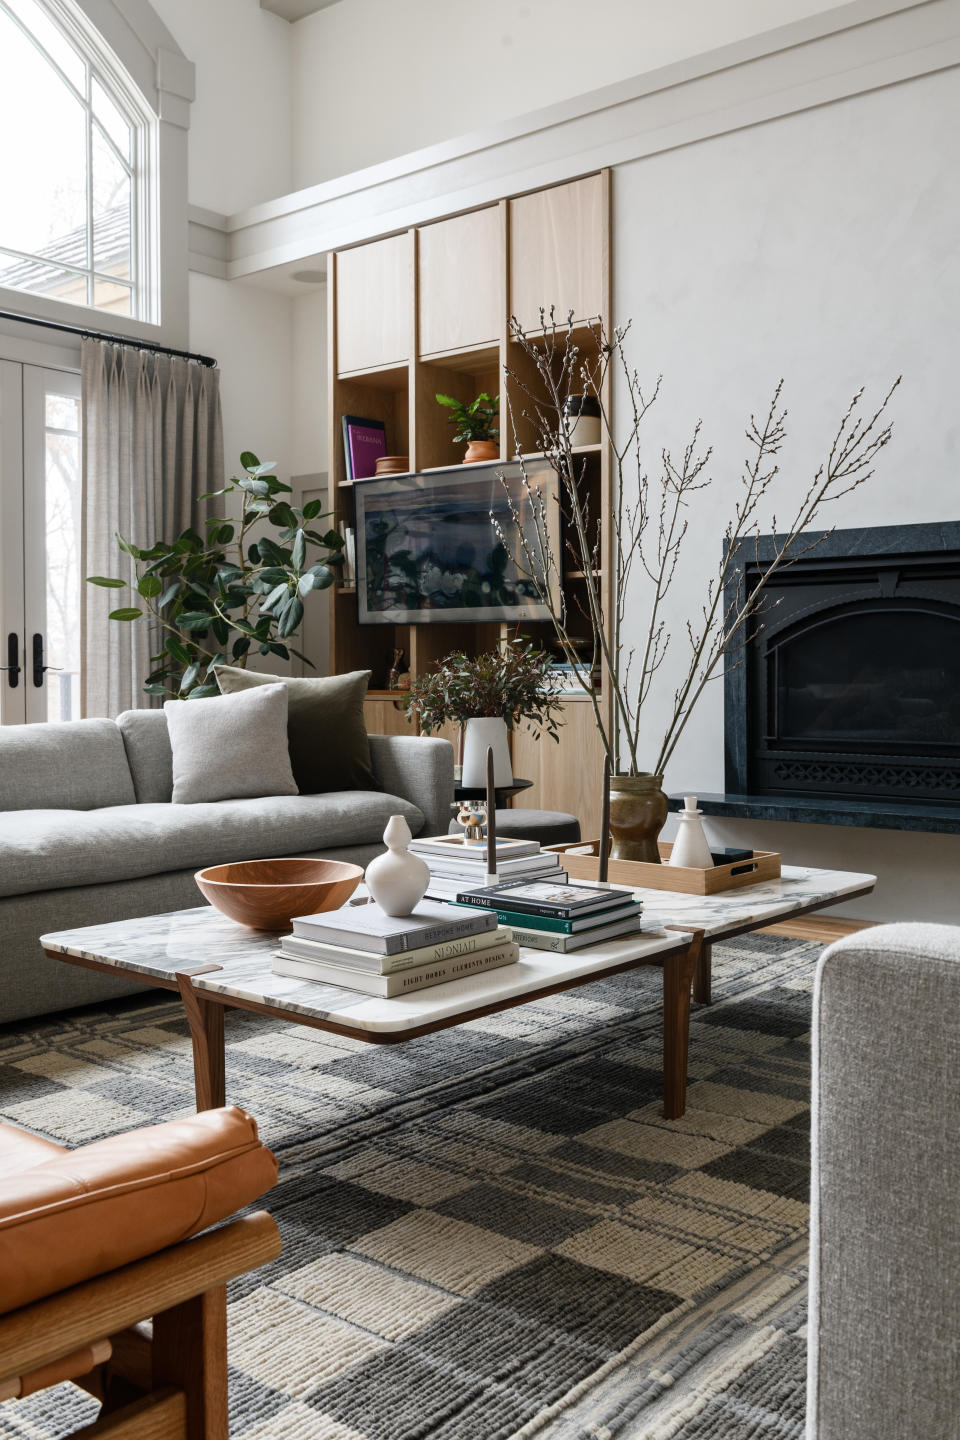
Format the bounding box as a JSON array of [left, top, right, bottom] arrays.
[[0, 308, 217, 367]]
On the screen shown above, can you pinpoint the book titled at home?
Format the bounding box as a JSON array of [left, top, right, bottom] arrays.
[[466, 900, 644, 934], [342, 415, 386, 480], [454, 879, 632, 920], [290, 899, 497, 955], [272, 940, 519, 998]]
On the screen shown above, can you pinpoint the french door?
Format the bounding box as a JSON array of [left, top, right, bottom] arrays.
[[0, 361, 82, 724]]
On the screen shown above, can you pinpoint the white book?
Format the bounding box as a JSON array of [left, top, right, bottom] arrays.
[[410, 834, 540, 861], [423, 853, 562, 879], [272, 941, 519, 997], [509, 915, 653, 952], [277, 926, 513, 974], [291, 899, 497, 955]]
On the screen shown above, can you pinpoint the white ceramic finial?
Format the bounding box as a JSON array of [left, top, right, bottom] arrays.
[[364, 814, 430, 916]]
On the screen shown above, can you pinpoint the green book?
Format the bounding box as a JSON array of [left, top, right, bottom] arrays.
[[454, 900, 642, 935]]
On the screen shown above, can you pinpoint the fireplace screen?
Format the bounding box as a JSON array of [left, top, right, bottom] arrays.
[[727, 527, 960, 805]]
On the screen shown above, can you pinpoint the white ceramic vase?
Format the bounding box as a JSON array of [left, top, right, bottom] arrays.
[[460, 717, 513, 788], [364, 814, 430, 916], [669, 796, 714, 869]]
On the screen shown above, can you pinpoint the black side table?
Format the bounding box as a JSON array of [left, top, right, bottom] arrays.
[[453, 778, 534, 808]]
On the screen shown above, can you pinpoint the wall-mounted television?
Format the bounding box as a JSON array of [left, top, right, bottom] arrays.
[[354, 459, 561, 626]]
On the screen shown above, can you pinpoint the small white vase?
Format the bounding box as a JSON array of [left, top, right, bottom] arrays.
[[365, 815, 430, 917], [669, 796, 714, 869], [461, 717, 513, 788]]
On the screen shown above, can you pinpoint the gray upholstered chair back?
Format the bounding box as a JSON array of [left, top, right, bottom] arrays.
[[808, 923, 960, 1439]]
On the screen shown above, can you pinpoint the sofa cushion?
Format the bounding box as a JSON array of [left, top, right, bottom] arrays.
[[0, 719, 135, 812], [0, 1106, 277, 1315], [116, 709, 173, 804], [164, 683, 298, 804], [213, 664, 378, 795], [0, 791, 423, 899]]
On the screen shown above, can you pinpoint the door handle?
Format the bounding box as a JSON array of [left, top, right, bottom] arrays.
[[32, 633, 61, 688], [0, 633, 20, 687]]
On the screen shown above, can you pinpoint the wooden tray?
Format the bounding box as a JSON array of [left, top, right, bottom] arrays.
[[547, 840, 781, 894]]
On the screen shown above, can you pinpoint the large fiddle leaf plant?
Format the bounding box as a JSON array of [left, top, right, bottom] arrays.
[[87, 452, 342, 698]]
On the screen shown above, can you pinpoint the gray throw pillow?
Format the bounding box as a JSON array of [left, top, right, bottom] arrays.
[[163, 682, 298, 804]]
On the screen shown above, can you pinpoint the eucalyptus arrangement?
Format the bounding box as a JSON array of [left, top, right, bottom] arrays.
[[87, 452, 342, 698], [405, 638, 563, 741], [495, 310, 899, 858]]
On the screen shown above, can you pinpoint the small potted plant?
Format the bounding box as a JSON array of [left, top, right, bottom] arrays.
[[405, 638, 562, 785], [435, 391, 499, 464]]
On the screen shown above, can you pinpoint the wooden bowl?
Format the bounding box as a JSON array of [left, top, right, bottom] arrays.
[[375, 454, 409, 475], [195, 857, 364, 931]]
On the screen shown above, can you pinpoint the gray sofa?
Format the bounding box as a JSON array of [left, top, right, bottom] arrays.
[[0, 711, 453, 1024], [808, 923, 960, 1439]]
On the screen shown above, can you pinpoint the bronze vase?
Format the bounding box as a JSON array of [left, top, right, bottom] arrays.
[[607, 774, 669, 863]]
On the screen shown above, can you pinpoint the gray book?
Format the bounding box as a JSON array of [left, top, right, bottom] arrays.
[[290, 898, 497, 955]]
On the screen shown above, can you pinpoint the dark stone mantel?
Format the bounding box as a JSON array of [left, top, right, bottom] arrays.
[[668, 792, 960, 835]]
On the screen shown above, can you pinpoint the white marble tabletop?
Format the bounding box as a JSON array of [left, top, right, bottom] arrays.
[[629, 864, 876, 938], [41, 907, 688, 1036]]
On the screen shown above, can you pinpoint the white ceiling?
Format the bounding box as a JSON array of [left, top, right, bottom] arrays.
[[259, 0, 345, 20]]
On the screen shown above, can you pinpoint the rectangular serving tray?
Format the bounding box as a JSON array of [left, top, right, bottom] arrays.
[[547, 840, 782, 894]]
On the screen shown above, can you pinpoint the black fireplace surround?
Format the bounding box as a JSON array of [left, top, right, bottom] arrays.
[[673, 522, 960, 834]]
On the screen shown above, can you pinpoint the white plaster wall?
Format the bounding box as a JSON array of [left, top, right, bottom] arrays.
[[291, 285, 328, 477], [152, 0, 292, 212], [612, 66, 960, 921], [289, 0, 850, 185]]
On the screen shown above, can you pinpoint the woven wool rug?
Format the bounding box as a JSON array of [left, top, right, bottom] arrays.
[[0, 932, 818, 1440]]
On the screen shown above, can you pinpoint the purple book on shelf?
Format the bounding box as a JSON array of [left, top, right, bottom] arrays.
[[342, 415, 387, 480]]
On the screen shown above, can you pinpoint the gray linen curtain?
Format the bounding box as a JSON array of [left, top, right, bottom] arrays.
[[80, 339, 224, 717]]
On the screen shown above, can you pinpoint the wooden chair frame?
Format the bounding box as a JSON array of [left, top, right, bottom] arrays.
[[0, 1211, 280, 1439]]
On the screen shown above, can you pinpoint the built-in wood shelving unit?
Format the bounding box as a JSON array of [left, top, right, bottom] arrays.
[[327, 172, 612, 833]]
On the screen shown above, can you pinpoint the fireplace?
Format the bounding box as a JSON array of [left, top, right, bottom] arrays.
[[724, 523, 960, 816]]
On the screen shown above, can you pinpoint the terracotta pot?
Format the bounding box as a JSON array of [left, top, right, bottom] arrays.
[[607, 774, 669, 863], [463, 439, 499, 464]]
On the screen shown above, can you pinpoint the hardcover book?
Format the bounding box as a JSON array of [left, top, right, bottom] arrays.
[[461, 900, 644, 934], [410, 835, 540, 861], [277, 925, 513, 975], [290, 898, 497, 955], [509, 914, 652, 952], [342, 415, 386, 481], [272, 941, 519, 997], [454, 879, 632, 919]]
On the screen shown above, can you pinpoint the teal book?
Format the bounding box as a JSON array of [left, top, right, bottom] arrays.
[[453, 900, 642, 935]]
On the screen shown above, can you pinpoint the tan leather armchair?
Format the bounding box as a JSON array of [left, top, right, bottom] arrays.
[[0, 1106, 280, 1439]]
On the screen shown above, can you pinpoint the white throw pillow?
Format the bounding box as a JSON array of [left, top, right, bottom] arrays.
[[164, 682, 298, 804]]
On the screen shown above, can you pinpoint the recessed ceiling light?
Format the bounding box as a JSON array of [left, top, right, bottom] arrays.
[[291, 269, 326, 284]]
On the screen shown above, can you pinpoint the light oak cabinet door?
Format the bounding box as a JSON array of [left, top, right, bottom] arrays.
[[418, 208, 501, 357], [510, 175, 605, 331], [363, 698, 417, 737], [510, 699, 605, 837], [336, 234, 411, 375]]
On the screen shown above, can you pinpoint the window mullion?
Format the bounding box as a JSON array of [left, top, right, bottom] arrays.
[[84, 63, 94, 307]]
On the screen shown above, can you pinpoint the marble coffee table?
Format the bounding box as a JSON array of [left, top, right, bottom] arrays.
[[41, 863, 874, 1122]]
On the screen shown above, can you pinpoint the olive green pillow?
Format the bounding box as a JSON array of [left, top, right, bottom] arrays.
[[212, 666, 377, 795]]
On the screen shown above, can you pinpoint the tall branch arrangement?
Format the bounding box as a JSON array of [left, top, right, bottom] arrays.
[[493, 312, 899, 777]]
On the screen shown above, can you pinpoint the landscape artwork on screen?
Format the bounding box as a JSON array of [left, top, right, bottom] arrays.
[[355, 459, 560, 625]]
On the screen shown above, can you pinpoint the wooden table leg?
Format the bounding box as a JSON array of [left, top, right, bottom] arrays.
[[661, 934, 701, 1121], [693, 938, 712, 1005], [153, 1287, 228, 1440], [176, 969, 226, 1112]]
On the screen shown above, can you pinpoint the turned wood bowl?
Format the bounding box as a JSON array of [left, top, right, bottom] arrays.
[[195, 857, 364, 931]]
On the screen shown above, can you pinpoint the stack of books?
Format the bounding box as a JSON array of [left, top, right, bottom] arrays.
[[409, 833, 568, 901], [273, 899, 518, 997], [452, 877, 645, 952]]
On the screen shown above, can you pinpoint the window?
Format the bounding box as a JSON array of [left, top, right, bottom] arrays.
[[0, 0, 153, 320]]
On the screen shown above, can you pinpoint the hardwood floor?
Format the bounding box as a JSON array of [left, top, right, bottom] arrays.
[[759, 915, 878, 943]]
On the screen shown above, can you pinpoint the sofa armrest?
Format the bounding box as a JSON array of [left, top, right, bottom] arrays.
[[808, 923, 960, 1440], [368, 734, 454, 837]]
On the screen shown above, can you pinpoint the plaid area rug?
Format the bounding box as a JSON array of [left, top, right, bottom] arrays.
[[0, 932, 818, 1440]]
